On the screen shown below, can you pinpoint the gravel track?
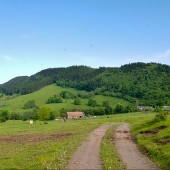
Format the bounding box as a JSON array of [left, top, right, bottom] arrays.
[[114, 123, 160, 170], [67, 124, 113, 170], [67, 122, 160, 170]]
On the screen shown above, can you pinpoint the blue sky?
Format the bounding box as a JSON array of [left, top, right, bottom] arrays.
[[0, 0, 170, 84]]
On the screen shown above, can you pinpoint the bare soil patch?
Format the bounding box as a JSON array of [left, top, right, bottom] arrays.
[[140, 125, 167, 137], [114, 123, 159, 170], [0, 133, 72, 144], [157, 137, 170, 145]]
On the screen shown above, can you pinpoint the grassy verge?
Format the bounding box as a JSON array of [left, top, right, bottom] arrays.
[[131, 113, 170, 170], [101, 124, 125, 170]]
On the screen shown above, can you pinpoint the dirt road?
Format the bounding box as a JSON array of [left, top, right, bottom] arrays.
[[67, 124, 113, 170], [114, 123, 159, 170], [67, 123, 159, 170]]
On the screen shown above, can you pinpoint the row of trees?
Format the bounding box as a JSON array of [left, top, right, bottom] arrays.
[[0, 107, 60, 123], [0, 102, 138, 123], [45, 92, 136, 113]]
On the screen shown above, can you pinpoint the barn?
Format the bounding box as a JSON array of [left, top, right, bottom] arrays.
[[67, 112, 85, 119]]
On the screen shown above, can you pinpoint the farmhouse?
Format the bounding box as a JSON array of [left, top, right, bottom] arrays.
[[163, 106, 170, 111], [67, 112, 85, 119], [138, 106, 153, 111]]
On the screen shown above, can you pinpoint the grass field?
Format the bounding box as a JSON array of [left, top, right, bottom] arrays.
[[0, 84, 129, 113], [0, 111, 169, 169], [0, 119, 104, 169]]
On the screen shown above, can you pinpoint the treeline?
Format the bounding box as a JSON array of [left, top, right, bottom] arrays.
[[0, 63, 170, 106], [0, 108, 58, 122], [0, 102, 138, 123]]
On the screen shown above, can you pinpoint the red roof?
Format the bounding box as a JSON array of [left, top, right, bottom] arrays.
[[67, 112, 84, 117]]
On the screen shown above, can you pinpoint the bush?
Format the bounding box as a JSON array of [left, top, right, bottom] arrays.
[[148, 107, 169, 124], [84, 109, 94, 116], [0, 110, 9, 120], [60, 108, 67, 118], [0, 116, 6, 122], [47, 95, 63, 104], [77, 92, 91, 99], [153, 112, 168, 123], [104, 105, 113, 115], [49, 111, 56, 120], [38, 107, 51, 121], [23, 100, 36, 109], [88, 98, 97, 107], [102, 101, 110, 107], [74, 97, 81, 105], [22, 111, 38, 121], [10, 112, 21, 120], [93, 108, 105, 116], [114, 104, 124, 113], [60, 91, 74, 99], [123, 104, 139, 113]]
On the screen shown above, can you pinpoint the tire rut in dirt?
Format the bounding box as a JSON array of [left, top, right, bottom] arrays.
[[67, 124, 114, 170], [114, 123, 160, 170]]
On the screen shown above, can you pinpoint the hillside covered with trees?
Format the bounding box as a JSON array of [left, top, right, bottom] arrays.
[[0, 62, 170, 106]]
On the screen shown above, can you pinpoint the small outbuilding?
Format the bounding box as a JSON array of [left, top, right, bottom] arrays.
[[163, 106, 170, 111], [67, 112, 85, 119]]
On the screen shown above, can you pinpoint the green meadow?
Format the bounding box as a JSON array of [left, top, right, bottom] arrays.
[[0, 84, 129, 113], [0, 111, 169, 169]]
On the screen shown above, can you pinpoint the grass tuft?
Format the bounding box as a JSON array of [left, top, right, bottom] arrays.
[[101, 124, 125, 170]]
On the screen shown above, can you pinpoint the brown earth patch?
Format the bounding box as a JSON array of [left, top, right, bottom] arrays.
[[0, 133, 72, 144], [114, 129, 134, 141], [157, 137, 170, 145], [140, 125, 167, 137]]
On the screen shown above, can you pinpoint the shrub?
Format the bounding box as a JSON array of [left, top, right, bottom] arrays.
[[38, 107, 51, 121], [74, 97, 81, 105], [10, 112, 21, 120], [60, 91, 74, 99], [88, 98, 97, 107], [23, 100, 36, 109], [77, 92, 90, 99], [102, 101, 110, 107], [49, 111, 56, 120], [114, 104, 124, 113], [93, 108, 105, 116], [149, 107, 169, 124], [84, 109, 94, 116], [22, 111, 38, 121], [104, 105, 113, 115], [60, 108, 67, 118], [0, 116, 6, 122], [47, 95, 63, 104], [153, 112, 168, 123], [0, 110, 9, 120]]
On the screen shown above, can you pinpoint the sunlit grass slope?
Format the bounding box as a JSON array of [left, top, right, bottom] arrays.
[[132, 113, 170, 170], [0, 84, 129, 113]]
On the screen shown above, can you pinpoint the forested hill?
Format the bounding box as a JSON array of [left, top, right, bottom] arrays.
[[0, 63, 170, 106]]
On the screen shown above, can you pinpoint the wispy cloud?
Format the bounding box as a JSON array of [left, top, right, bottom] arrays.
[[126, 49, 170, 64], [3, 55, 18, 62], [159, 49, 170, 59]]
